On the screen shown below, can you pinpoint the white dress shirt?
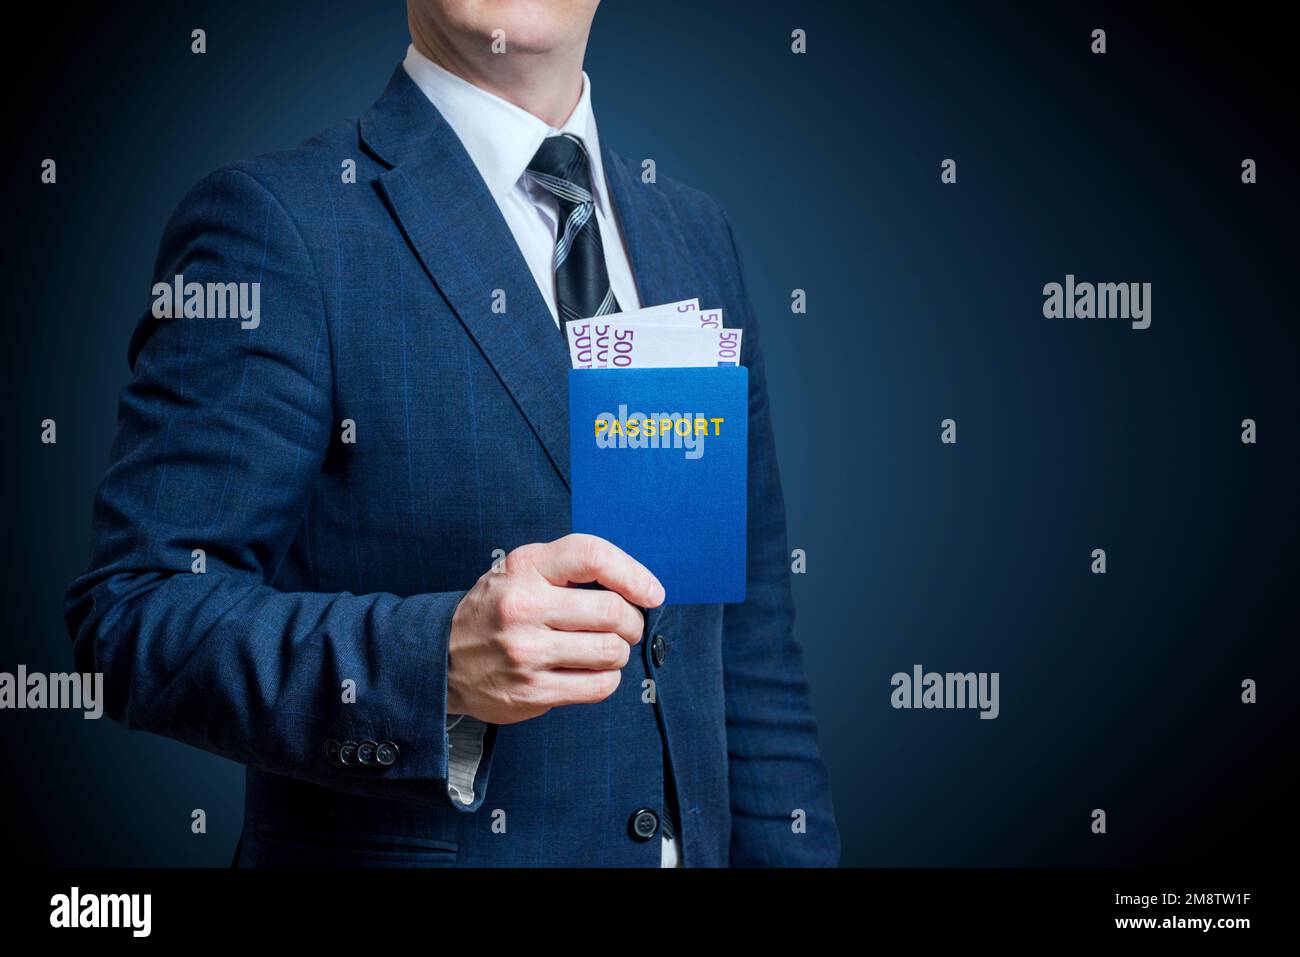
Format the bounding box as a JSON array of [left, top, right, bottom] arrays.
[[401, 46, 679, 867]]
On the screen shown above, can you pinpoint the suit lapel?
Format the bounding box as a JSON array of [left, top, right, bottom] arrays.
[[361, 68, 574, 488], [601, 142, 681, 320]]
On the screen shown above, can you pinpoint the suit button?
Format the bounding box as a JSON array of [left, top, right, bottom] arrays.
[[652, 634, 667, 667], [356, 740, 377, 766], [338, 740, 358, 767], [324, 739, 342, 766], [376, 741, 399, 767], [629, 808, 659, 841]]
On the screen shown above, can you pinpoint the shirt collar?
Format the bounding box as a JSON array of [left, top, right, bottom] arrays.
[[401, 44, 607, 209]]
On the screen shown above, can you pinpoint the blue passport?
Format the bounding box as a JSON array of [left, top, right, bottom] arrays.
[[569, 367, 748, 605]]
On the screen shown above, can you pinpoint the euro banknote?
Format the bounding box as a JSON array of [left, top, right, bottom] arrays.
[[566, 300, 741, 368]]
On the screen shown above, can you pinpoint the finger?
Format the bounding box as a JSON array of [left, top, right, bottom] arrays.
[[537, 632, 631, 671], [541, 587, 645, 644], [531, 668, 623, 707], [529, 534, 665, 608]]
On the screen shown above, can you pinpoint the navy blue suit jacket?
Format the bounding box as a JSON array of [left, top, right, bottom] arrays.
[[65, 66, 839, 867]]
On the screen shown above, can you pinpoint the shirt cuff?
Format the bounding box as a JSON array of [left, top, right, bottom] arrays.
[[445, 714, 488, 806]]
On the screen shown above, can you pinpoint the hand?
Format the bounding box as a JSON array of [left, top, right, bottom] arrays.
[[447, 534, 665, 725]]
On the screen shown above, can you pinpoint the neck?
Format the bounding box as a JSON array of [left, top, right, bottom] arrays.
[[409, 27, 586, 129]]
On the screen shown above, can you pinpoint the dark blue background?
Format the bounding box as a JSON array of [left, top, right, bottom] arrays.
[[3, 1, 1294, 867]]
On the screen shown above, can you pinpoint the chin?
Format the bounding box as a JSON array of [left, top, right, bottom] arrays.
[[444, 0, 596, 55]]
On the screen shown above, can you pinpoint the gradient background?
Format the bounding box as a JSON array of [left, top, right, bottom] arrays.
[[2, 1, 1294, 867]]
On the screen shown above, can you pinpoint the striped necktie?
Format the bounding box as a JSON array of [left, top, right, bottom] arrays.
[[527, 133, 620, 325]]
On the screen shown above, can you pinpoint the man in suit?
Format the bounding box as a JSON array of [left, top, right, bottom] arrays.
[[65, 0, 839, 866]]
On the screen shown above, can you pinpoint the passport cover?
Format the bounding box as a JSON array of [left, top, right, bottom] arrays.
[[569, 367, 748, 604]]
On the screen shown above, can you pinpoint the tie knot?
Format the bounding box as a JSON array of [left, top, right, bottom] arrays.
[[527, 133, 594, 204]]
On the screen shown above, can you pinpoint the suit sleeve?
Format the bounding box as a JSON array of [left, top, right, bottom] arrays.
[[717, 206, 841, 865], [63, 167, 495, 810]]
